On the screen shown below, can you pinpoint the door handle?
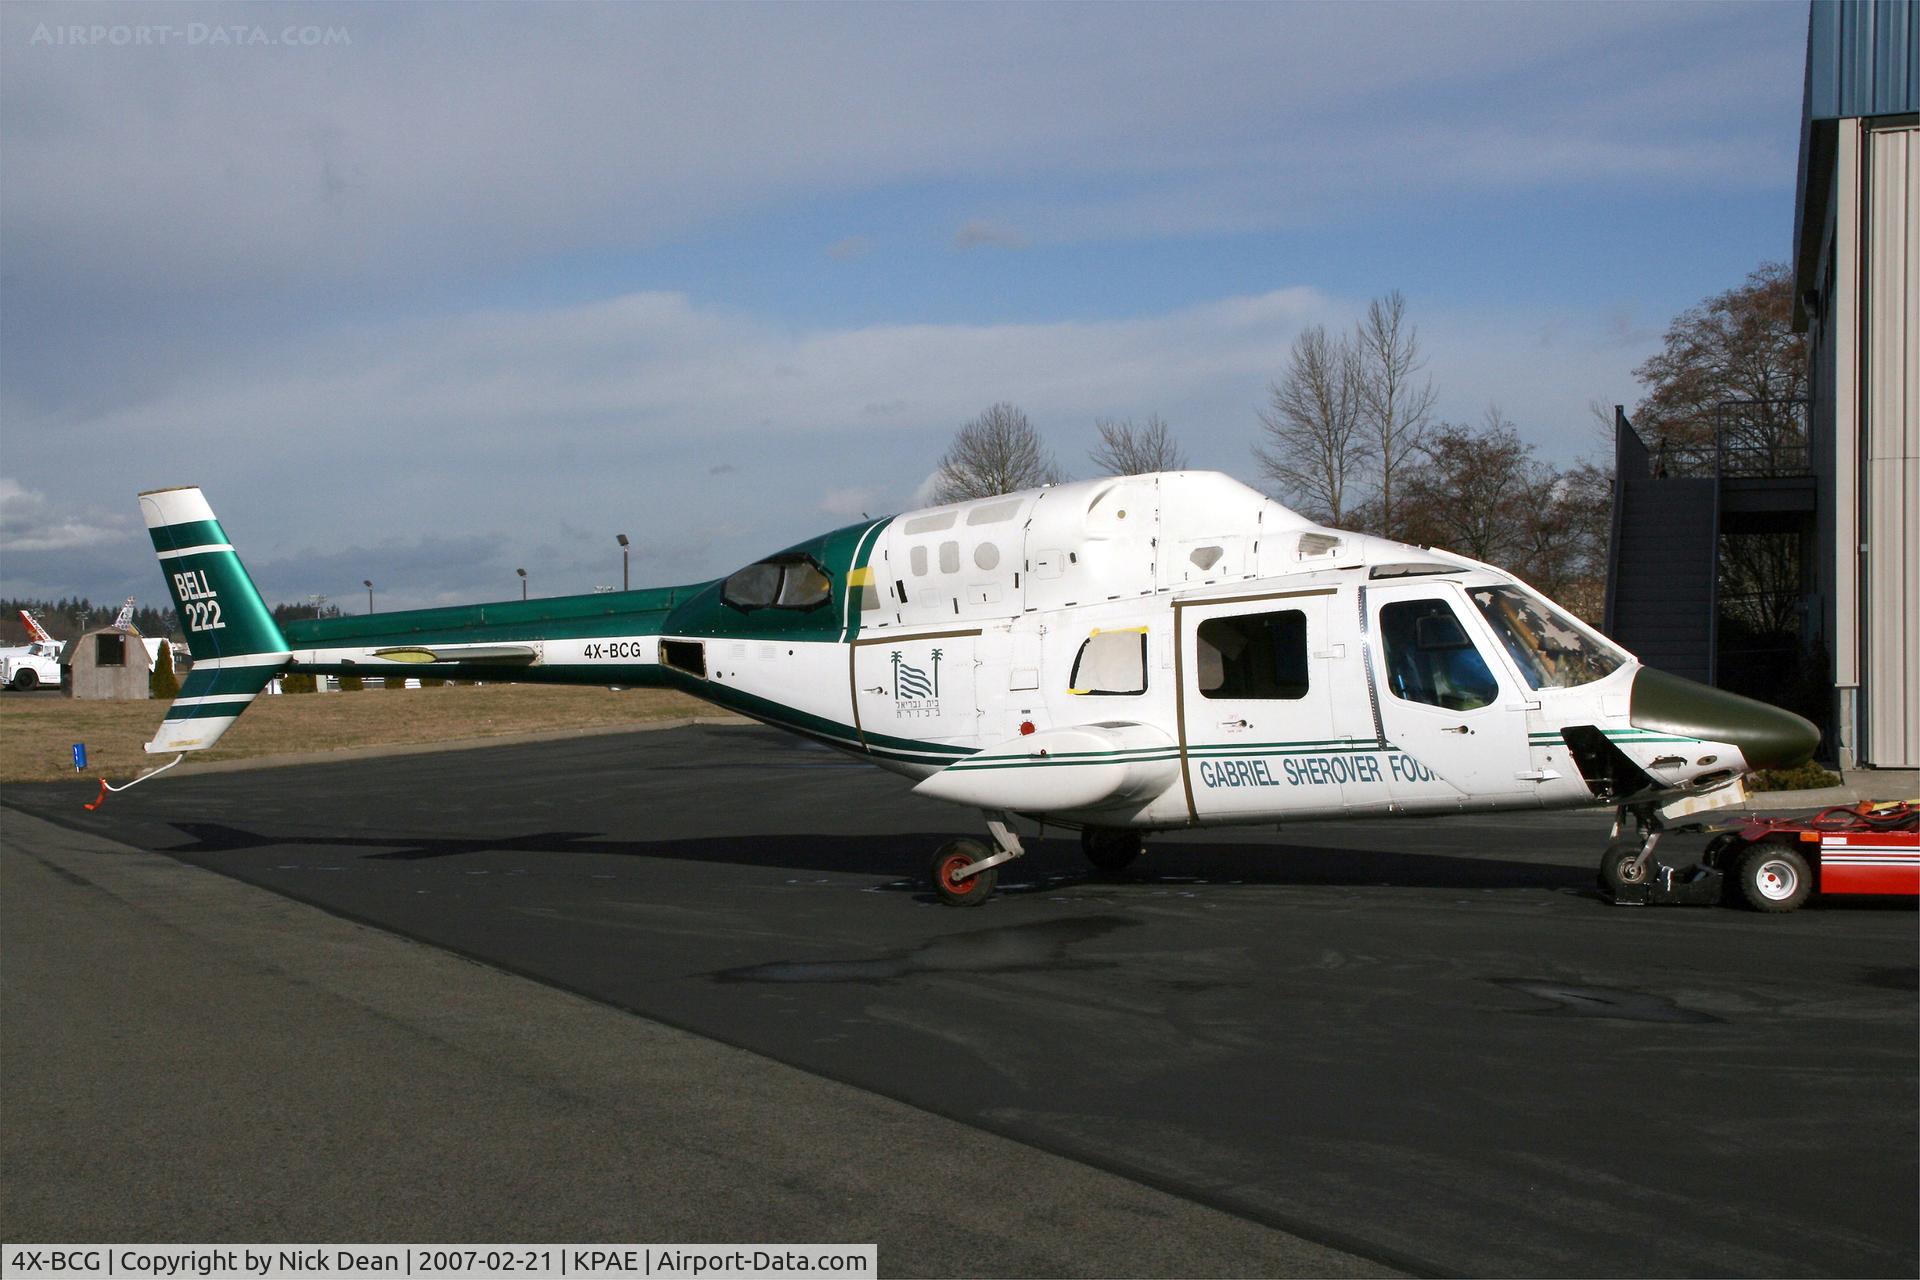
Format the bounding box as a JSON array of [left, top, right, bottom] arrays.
[[1219, 718, 1250, 730], [1441, 724, 1471, 734]]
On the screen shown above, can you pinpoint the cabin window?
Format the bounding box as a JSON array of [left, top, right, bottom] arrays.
[[973, 542, 1001, 571], [1379, 599, 1498, 711], [910, 546, 929, 576], [1468, 585, 1625, 690], [95, 634, 126, 667], [938, 541, 960, 574], [966, 499, 1023, 526], [1189, 545, 1223, 571], [1069, 630, 1147, 696], [721, 555, 832, 612], [904, 511, 956, 534], [1196, 610, 1307, 700]]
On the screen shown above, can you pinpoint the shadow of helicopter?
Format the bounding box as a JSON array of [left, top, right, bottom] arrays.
[[153, 820, 1594, 892]]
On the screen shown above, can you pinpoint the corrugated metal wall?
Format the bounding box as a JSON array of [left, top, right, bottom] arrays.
[[1807, 0, 1917, 122], [1864, 123, 1917, 767]]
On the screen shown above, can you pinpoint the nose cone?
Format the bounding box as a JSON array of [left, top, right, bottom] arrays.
[[1629, 667, 1821, 771]]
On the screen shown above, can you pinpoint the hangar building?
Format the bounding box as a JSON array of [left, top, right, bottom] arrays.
[[1792, 0, 1917, 769]]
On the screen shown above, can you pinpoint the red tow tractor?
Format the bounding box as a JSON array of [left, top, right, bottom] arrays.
[[1607, 801, 1919, 911]]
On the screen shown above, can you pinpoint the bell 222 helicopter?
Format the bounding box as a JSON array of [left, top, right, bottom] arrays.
[[136, 471, 1817, 905]]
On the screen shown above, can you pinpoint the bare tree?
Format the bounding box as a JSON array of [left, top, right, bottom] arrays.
[[930, 402, 1063, 503], [1632, 262, 1805, 450], [1254, 326, 1370, 526], [1396, 407, 1614, 623], [1089, 414, 1186, 475], [1524, 459, 1614, 623], [1399, 406, 1539, 568], [1353, 290, 1437, 540]]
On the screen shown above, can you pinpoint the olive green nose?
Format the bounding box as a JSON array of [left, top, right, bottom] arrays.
[[1629, 667, 1821, 771]]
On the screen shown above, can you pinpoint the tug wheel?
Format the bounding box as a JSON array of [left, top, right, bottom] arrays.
[[1736, 841, 1813, 913], [1597, 839, 1648, 896], [1081, 828, 1144, 874], [931, 838, 996, 907]]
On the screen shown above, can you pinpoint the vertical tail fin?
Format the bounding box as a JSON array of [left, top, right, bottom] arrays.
[[140, 487, 291, 754]]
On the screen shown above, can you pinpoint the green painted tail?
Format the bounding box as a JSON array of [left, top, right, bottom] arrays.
[[140, 486, 291, 754]]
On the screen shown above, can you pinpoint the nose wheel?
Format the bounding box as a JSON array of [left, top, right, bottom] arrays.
[[1598, 805, 1675, 904]]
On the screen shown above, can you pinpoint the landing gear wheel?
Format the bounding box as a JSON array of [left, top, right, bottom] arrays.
[[931, 838, 997, 908], [1081, 827, 1143, 874], [10, 669, 37, 691], [1598, 839, 1649, 896], [1736, 841, 1812, 913]]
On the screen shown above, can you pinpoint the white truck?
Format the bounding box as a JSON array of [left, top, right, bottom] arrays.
[[1, 611, 63, 690]]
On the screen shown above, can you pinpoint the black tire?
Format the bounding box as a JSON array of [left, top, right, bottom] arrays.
[[1081, 827, 1144, 873], [1736, 841, 1813, 913], [10, 669, 38, 691], [1597, 839, 1649, 896], [931, 838, 997, 907]]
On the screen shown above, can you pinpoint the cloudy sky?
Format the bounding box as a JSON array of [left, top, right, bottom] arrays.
[[2, 1, 1808, 612]]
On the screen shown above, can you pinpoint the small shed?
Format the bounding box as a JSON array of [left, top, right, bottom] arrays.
[[62, 628, 151, 700]]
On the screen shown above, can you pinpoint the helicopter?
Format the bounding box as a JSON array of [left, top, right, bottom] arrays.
[[135, 471, 1817, 905]]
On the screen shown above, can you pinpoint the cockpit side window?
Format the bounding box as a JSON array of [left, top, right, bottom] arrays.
[[722, 555, 832, 612], [776, 560, 832, 608], [1379, 598, 1498, 711]]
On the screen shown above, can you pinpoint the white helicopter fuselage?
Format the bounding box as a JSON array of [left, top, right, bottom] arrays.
[[669, 472, 1746, 831]]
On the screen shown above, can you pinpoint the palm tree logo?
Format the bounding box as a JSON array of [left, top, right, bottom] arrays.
[[891, 649, 940, 702]]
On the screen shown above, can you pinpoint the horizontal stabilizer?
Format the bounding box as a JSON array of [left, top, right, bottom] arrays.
[[372, 644, 539, 665], [913, 721, 1179, 813]]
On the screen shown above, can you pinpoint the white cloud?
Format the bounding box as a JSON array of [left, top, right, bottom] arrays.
[[3, 282, 1653, 606], [953, 220, 1028, 251], [819, 488, 878, 519], [0, 478, 127, 552], [0, 3, 1799, 297]]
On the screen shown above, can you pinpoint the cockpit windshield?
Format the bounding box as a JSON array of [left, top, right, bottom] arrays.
[[722, 555, 832, 612], [1468, 585, 1625, 690]]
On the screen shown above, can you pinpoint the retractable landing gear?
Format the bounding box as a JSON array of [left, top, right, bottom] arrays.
[[930, 810, 1027, 907], [1081, 827, 1144, 874], [1598, 804, 1722, 906]]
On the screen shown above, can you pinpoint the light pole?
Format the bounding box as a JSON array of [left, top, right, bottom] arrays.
[[617, 533, 630, 592], [363, 579, 374, 614], [517, 567, 527, 601]]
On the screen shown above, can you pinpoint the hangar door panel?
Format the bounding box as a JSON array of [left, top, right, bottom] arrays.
[[1864, 124, 1917, 766]]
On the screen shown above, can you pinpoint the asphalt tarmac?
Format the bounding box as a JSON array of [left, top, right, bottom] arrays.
[[3, 724, 1914, 1277]]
